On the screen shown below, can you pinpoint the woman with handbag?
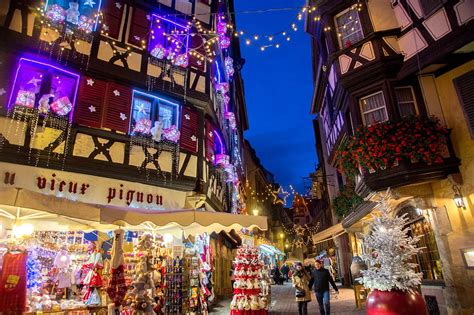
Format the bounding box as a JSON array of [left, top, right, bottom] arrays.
[[292, 262, 312, 315]]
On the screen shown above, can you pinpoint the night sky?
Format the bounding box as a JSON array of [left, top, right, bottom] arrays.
[[234, 0, 317, 194]]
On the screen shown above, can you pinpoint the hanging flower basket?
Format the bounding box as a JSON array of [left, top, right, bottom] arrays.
[[335, 116, 449, 177]]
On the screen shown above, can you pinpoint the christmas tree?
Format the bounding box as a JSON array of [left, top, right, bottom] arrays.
[[358, 191, 423, 292]]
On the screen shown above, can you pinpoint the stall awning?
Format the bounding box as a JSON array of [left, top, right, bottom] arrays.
[[0, 187, 268, 235], [259, 244, 284, 256], [311, 223, 345, 244]]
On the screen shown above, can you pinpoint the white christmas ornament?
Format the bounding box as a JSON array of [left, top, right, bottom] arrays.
[[358, 189, 423, 292]]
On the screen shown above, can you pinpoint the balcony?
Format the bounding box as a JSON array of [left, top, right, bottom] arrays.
[[335, 116, 460, 192]]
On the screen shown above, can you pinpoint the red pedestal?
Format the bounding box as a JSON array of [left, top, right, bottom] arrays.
[[366, 289, 428, 315]]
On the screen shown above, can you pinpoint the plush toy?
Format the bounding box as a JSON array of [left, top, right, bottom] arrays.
[[65, 2, 80, 25], [150, 121, 163, 142], [250, 295, 260, 310], [259, 296, 268, 310]]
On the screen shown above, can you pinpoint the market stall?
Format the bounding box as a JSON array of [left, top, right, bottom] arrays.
[[0, 187, 268, 314]]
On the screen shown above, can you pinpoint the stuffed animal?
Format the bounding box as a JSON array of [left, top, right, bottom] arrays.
[[65, 2, 80, 24], [250, 295, 260, 310], [150, 121, 163, 142]]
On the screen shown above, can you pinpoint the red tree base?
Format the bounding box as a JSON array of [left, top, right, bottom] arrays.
[[366, 289, 428, 315]]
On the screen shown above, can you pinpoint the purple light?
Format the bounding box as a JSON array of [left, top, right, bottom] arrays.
[[8, 57, 80, 120], [213, 130, 225, 155], [149, 14, 190, 62]]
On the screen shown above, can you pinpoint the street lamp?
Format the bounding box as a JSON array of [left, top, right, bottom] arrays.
[[279, 233, 284, 239], [452, 185, 466, 209], [252, 209, 260, 216]]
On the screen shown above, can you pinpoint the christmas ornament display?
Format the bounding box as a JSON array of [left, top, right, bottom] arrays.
[[230, 245, 268, 315], [50, 96, 73, 116], [151, 45, 167, 59], [162, 125, 180, 142], [133, 118, 152, 135]]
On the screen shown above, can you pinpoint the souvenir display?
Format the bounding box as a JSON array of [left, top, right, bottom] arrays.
[[230, 245, 269, 315]]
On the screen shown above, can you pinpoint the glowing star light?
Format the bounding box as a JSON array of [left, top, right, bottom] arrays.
[[83, 0, 96, 8], [0, 88, 5, 96], [119, 113, 127, 120], [272, 187, 290, 205], [113, 89, 120, 96], [294, 225, 306, 236], [28, 77, 41, 87], [190, 135, 197, 142], [115, 2, 122, 9], [86, 78, 95, 86], [88, 105, 96, 113]]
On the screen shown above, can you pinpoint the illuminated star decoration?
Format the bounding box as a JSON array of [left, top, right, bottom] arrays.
[[184, 114, 190, 120], [113, 89, 120, 96], [136, 103, 147, 115], [28, 77, 41, 87], [208, 131, 213, 138], [102, 24, 109, 31], [272, 187, 290, 205], [86, 78, 95, 86], [83, 0, 96, 8], [294, 225, 306, 237], [119, 113, 127, 120], [115, 2, 122, 9], [0, 88, 5, 96], [294, 239, 304, 248], [88, 105, 96, 113], [190, 135, 197, 142]]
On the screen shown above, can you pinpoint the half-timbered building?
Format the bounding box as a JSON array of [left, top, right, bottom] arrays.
[[0, 0, 249, 215], [306, 0, 473, 313]]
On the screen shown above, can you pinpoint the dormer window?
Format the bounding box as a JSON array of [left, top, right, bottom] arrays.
[[334, 7, 364, 49]]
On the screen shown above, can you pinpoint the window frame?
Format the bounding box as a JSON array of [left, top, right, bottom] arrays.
[[359, 91, 389, 126], [129, 90, 180, 134], [334, 6, 364, 49], [394, 86, 419, 118]]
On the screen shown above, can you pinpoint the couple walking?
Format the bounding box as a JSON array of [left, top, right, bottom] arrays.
[[292, 260, 338, 315]]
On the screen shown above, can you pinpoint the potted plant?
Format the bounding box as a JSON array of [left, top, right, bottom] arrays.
[[357, 191, 428, 315]]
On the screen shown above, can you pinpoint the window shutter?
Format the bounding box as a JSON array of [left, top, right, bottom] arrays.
[[180, 106, 199, 153], [73, 77, 107, 128], [205, 119, 215, 162], [454, 71, 474, 138], [101, 0, 124, 39], [128, 7, 150, 47], [102, 83, 132, 133]]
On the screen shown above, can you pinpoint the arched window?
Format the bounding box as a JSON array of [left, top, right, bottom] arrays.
[[397, 206, 443, 281]]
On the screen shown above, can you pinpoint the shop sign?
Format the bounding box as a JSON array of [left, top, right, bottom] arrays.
[[0, 162, 186, 210]]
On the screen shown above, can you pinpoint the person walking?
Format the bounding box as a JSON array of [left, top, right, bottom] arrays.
[[311, 259, 338, 315], [273, 265, 282, 285], [292, 262, 312, 315], [281, 263, 289, 282]]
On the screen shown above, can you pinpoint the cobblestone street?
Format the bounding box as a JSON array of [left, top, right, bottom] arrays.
[[211, 282, 365, 314]]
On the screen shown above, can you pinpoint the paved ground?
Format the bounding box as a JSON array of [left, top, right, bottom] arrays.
[[211, 282, 365, 314]]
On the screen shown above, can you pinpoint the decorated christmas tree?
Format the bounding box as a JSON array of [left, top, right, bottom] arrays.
[[358, 191, 423, 292], [230, 245, 268, 314]]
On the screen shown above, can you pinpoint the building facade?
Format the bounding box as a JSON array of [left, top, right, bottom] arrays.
[[306, 0, 473, 313]]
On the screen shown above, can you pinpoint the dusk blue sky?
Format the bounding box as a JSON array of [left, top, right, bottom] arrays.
[[234, 0, 318, 194]]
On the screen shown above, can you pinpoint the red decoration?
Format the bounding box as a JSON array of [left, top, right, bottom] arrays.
[[366, 289, 427, 315], [335, 116, 449, 176]]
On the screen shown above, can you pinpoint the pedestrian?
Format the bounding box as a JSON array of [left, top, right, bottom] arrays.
[[292, 262, 311, 315], [273, 265, 282, 285], [281, 263, 289, 282], [311, 259, 338, 315]]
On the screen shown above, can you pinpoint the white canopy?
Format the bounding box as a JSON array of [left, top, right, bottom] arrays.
[[0, 187, 268, 235]]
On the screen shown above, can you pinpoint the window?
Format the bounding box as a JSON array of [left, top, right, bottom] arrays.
[[395, 86, 418, 117], [148, 14, 189, 65], [398, 207, 443, 280], [130, 91, 179, 134], [335, 7, 364, 49], [359, 91, 388, 125], [454, 71, 474, 139], [420, 0, 443, 16], [8, 58, 80, 119]]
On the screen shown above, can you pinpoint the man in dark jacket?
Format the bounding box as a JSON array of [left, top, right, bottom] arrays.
[[311, 259, 338, 315]]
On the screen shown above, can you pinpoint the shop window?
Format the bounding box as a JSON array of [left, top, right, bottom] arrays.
[[334, 7, 364, 49], [398, 207, 444, 280], [453, 71, 474, 139], [130, 90, 179, 134], [395, 86, 418, 117], [149, 14, 190, 64], [44, 0, 101, 33], [359, 91, 388, 126], [8, 58, 80, 119]]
